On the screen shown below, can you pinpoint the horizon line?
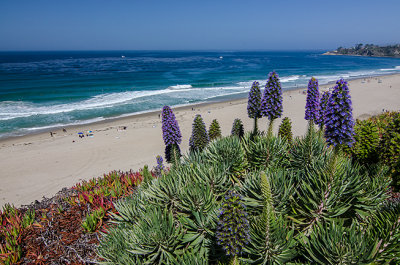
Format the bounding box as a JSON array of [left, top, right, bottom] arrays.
[[0, 48, 331, 53]]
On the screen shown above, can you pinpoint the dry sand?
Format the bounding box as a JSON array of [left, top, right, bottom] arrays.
[[1, 74, 400, 207]]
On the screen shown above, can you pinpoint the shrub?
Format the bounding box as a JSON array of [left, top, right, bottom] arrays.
[[348, 119, 380, 163], [380, 112, 400, 190]]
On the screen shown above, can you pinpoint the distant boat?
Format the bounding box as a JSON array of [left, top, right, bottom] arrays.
[[121, 55, 125, 58], [219, 56, 223, 59]]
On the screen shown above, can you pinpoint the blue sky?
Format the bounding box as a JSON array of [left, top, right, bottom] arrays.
[[0, 0, 399, 51]]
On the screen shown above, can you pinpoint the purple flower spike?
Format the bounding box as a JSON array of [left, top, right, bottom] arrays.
[[162, 106, 182, 146], [324, 79, 355, 147], [247, 81, 262, 119], [260, 71, 283, 121], [305, 77, 320, 123], [317, 91, 330, 127], [216, 190, 250, 257], [156, 155, 164, 171]]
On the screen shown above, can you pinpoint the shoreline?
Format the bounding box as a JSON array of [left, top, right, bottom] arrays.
[[1, 73, 400, 207], [2, 72, 399, 143], [322, 52, 400, 59]]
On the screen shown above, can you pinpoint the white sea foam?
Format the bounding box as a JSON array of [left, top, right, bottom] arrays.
[[280, 75, 301, 82], [237, 81, 264, 87], [314, 69, 390, 85], [0, 85, 246, 121], [168, 84, 193, 90], [24, 117, 105, 131], [380, 66, 400, 71], [237, 75, 305, 88], [1, 66, 397, 123], [0, 89, 191, 120]]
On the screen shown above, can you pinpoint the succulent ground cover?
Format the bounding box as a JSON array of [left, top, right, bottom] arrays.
[[0, 169, 157, 264]]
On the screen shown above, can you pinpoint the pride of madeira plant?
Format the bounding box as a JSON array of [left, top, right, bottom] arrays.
[[324, 79, 355, 149], [304, 77, 320, 135], [278, 117, 293, 144], [231, 118, 244, 139], [161, 106, 182, 165], [216, 191, 250, 264], [98, 128, 400, 264], [97, 78, 400, 264], [317, 90, 330, 130], [209, 119, 222, 141], [189, 114, 209, 152], [247, 81, 262, 136], [260, 71, 283, 137]]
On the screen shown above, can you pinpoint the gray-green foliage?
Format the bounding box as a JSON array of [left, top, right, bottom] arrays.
[[242, 133, 289, 171], [243, 172, 297, 264], [98, 133, 400, 264], [203, 136, 248, 182]]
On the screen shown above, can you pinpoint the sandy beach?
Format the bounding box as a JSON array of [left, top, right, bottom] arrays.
[[1, 74, 399, 208]]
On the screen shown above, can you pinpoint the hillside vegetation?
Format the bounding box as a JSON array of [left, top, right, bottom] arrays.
[[325, 44, 400, 58]]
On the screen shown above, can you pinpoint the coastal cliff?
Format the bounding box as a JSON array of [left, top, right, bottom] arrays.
[[324, 44, 400, 58]]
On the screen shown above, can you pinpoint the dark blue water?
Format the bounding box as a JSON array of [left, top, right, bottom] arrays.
[[1, 50, 399, 138]]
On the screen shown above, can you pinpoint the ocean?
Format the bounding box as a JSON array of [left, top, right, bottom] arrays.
[[0, 50, 400, 139]]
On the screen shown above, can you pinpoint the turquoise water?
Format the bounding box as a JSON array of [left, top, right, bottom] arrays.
[[0, 51, 400, 138]]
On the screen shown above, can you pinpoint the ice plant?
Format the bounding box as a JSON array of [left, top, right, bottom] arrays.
[[161, 106, 182, 163], [189, 114, 209, 152], [305, 77, 320, 125], [247, 81, 262, 135], [260, 71, 283, 136], [317, 91, 330, 129], [231, 118, 244, 139], [209, 119, 222, 141], [324, 79, 355, 148], [216, 190, 250, 264]]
